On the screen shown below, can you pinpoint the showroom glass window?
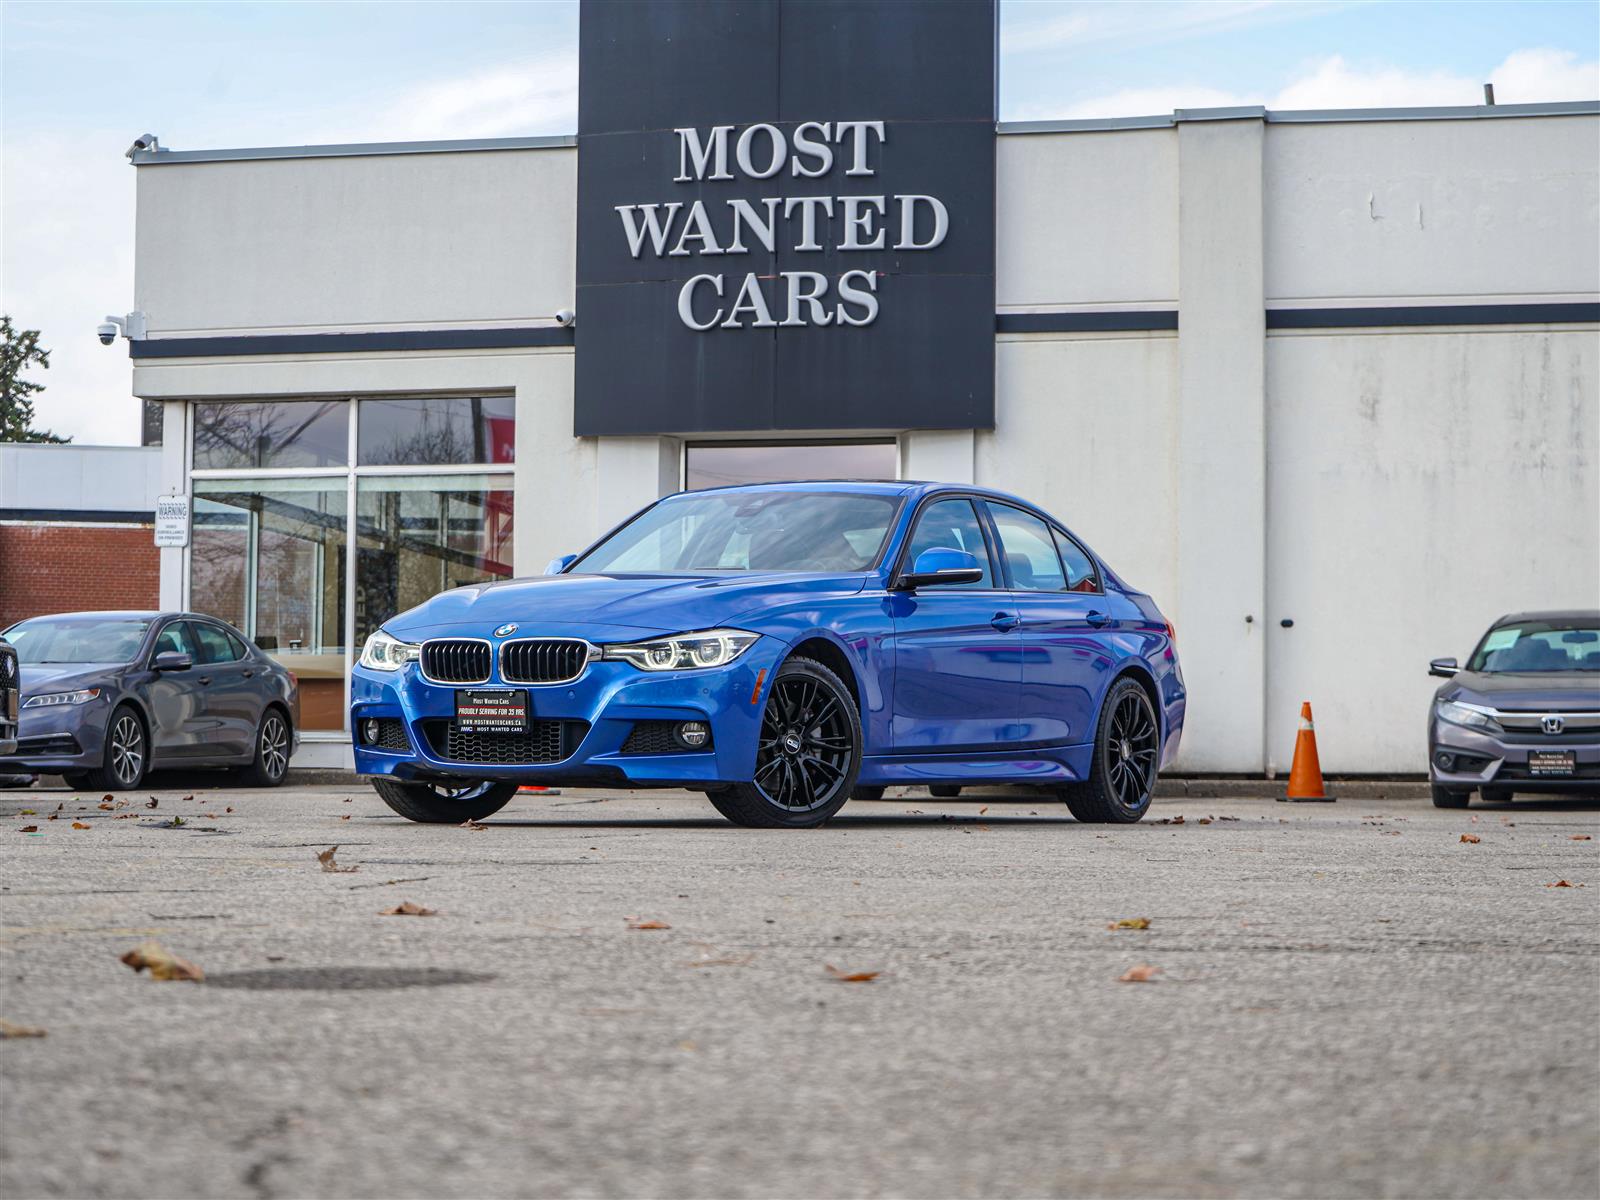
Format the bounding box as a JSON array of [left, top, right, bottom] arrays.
[[685, 441, 896, 490], [188, 396, 514, 734]]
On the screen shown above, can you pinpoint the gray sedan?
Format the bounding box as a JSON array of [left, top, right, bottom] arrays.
[[1427, 610, 1600, 807], [0, 611, 299, 790]]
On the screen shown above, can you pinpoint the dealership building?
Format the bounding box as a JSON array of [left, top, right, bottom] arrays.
[[114, 2, 1598, 772]]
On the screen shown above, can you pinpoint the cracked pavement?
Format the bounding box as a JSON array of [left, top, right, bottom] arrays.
[[2, 781, 1597, 1198]]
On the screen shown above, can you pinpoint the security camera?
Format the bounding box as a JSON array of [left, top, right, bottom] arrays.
[[125, 133, 160, 160], [555, 308, 576, 328], [97, 322, 119, 346]]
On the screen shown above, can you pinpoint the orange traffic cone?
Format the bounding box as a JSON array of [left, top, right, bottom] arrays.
[[1281, 701, 1335, 802]]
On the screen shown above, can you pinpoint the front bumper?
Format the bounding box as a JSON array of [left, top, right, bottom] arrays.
[[1430, 718, 1600, 794], [351, 636, 788, 786], [0, 696, 110, 775]]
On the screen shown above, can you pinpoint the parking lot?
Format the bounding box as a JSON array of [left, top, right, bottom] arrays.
[[2, 780, 1596, 1199]]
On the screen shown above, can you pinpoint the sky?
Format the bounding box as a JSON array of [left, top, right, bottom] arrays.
[[3, 0, 1596, 446]]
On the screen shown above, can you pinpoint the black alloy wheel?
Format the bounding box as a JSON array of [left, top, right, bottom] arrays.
[[240, 709, 292, 787], [372, 777, 520, 824], [1058, 678, 1159, 823], [709, 657, 861, 828], [91, 705, 147, 791]]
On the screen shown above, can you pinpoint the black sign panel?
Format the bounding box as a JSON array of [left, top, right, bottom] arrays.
[[575, 0, 997, 436]]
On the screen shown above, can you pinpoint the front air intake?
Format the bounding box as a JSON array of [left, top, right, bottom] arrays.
[[419, 639, 492, 684]]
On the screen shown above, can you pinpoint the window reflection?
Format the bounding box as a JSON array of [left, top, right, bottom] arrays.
[[684, 441, 897, 490], [193, 400, 349, 470], [357, 396, 515, 466], [355, 475, 514, 647], [192, 478, 347, 730]]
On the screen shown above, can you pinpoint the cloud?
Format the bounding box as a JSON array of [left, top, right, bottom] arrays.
[[1018, 47, 1599, 120], [1000, 1, 1351, 56]]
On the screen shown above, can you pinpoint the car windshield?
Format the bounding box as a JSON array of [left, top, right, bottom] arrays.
[[572, 490, 902, 574], [2, 616, 152, 664], [1466, 619, 1600, 673]]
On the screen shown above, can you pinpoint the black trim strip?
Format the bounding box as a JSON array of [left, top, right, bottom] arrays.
[[1267, 302, 1600, 329], [996, 310, 1178, 333], [130, 326, 575, 359], [0, 509, 153, 525]]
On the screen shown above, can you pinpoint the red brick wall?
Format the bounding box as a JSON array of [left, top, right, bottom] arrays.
[[0, 524, 161, 629]]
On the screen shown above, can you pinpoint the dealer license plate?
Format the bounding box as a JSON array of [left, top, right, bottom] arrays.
[[1528, 750, 1576, 777], [454, 688, 528, 733]]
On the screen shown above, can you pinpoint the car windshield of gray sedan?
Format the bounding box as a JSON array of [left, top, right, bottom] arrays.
[[3, 617, 153, 664], [572, 491, 901, 574], [1467, 620, 1600, 673]]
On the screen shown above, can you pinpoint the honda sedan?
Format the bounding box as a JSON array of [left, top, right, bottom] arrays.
[[352, 482, 1185, 828]]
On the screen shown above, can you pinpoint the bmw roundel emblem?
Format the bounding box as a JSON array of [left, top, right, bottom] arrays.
[[494, 623, 518, 638]]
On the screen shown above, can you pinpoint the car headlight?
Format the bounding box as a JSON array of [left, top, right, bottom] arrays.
[[600, 628, 759, 671], [23, 688, 101, 708], [359, 629, 421, 672], [1436, 699, 1501, 733]]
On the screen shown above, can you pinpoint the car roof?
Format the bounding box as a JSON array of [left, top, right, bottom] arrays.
[[1493, 610, 1600, 625], [8, 610, 239, 625], [666, 479, 1042, 508]]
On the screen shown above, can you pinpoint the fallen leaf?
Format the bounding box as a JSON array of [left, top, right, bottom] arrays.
[[119, 940, 204, 982], [18, 826, 37, 834], [1547, 880, 1575, 888], [380, 901, 436, 916], [339, 814, 351, 821], [202, 813, 217, 819], [0, 1019, 47, 1039], [167, 816, 185, 828], [102, 794, 113, 802], [71, 821, 90, 830], [1118, 964, 1161, 983], [145, 797, 158, 809], [825, 964, 881, 983], [1460, 833, 1480, 844], [1197, 817, 1213, 825], [627, 919, 672, 930], [181, 794, 194, 802], [460, 819, 488, 831], [225, 807, 233, 814], [978, 806, 988, 815], [18, 809, 34, 816], [1572, 835, 1592, 841], [1171, 815, 1185, 825], [98, 802, 115, 811], [317, 846, 357, 873], [1108, 917, 1151, 930], [46, 813, 58, 821]]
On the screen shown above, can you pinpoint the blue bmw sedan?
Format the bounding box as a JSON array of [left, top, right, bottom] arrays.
[[352, 482, 1185, 828]]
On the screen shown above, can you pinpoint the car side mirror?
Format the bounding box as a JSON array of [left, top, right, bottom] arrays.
[[152, 650, 192, 672], [1428, 656, 1458, 678], [545, 553, 578, 575], [896, 547, 984, 590]]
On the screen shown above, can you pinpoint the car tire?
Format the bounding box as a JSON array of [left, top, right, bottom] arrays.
[[851, 785, 886, 801], [1057, 678, 1159, 823], [88, 704, 147, 792], [707, 656, 861, 829], [372, 778, 519, 824], [61, 772, 93, 791], [1430, 784, 1470, 808], [929, 784, 961, 798], [238, 707, 292, 788]]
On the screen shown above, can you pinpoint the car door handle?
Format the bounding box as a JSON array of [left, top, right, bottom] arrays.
[[991, 612, 1021, 632], [1085, 611, 1110, 628], [197, 676, 212, 686], [241, 669, 254, 679]]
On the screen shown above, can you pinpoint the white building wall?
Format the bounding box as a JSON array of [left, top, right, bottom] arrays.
[[0, 443, 163, 514], [126, 107, 1599, 774]]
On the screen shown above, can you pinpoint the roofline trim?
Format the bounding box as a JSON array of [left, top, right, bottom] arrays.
[[998, 99, 1598, 135], [130, 133, 577, 165], [128, 100, 1598, 165]]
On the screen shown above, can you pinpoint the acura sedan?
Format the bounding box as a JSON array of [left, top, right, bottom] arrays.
[[0, 611, 299, 790], [352, 481, 1185, 828], [1428, 610, 1600, 807]]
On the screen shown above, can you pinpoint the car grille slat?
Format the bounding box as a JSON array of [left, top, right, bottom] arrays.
[[500, 639, 589, 685], [422, 719, 587, 765], [420, 639, 491, 684]]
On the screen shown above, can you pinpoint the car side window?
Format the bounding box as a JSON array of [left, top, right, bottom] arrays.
[[1052, 528, 1101, 593], [988, 504, 1068, 592], [224, 629, 250, 660], [152, 621, 198, 660], [903, 498, 993, 588], [192, 623, 240, 665]]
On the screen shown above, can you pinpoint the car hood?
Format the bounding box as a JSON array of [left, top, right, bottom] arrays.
[[17, 663, 121, 698], [1440, 670, 1600, 710], [382, 571, 871, 642]]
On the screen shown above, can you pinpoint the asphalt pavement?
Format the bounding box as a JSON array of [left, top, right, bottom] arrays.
[[1, 780, 1596, 1199]]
